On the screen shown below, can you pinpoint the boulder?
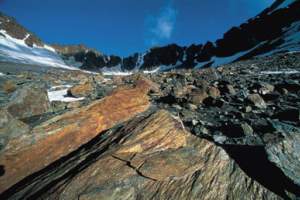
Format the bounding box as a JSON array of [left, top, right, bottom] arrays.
[[0, 109, 30, 152], [0, 83, 151, 193], [258, 83, 275, 95], [219, 82, 236, 95], [134, 75, 161, 94], [207, 86, 221, 98], [2, 80, 16, 93], [67, 81, 95, 98], [189, 88, 209, 105], [247, 94, 267, 109], [6, 84, 50, 119], [7, 110, 281, 199], [266, 121, 300, 188]]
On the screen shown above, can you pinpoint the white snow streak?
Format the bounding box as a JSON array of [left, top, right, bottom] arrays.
[[260, 70, 300, 75]]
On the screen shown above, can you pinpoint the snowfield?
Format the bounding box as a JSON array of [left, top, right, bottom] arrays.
[[0, 30, 78, 70]]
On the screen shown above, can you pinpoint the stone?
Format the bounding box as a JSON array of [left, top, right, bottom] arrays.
[[8, 110, 280, 199], [219, 83, 236, 95], [2, 80, 16, 93], [247, 94, 267, 109], [6, 84, 50, 119], [0, 109, 30, 152], [213, 134, 227, 144], [240, 122, 254, 136], [207, 86, 221, 98], [243, 106, 252, 113], [186, 103, 198, 111], [194, 79, 209, 89], [67, 81, 95, 98], [112, 76, 124, 85], [173, 85, 194, 98], [266, 121, 300, 188], [189, 88, 208, 105], [226, 84, 236, 95], [134, 75, 161, 94], [0, 83, 151, 193], [258, 83, 275, 95]]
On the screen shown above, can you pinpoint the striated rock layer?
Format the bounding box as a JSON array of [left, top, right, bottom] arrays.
[[0, 83, 151, 193], [2, 110, 281, 200]]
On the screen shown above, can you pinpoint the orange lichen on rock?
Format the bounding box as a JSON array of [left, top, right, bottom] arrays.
[[67, 81, 94, 98], [0, 82, 151, 193]]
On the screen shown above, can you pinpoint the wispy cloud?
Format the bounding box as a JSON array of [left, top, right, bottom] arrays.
[[145, 1, 177, 46]]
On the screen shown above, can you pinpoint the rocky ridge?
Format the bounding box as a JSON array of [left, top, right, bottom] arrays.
[[51, 0, 300, 72]]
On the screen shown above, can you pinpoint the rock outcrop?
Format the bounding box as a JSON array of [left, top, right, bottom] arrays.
[[6, 84, 50, 119], [266, 121, 300, 187], [0, 109, 30, 153], [1, 110, 281, 200], [0, 82, 151, 193]]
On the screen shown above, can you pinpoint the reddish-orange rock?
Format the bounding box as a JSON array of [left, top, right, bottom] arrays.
[[0, 83, 150, 193], [2, 80, 17, 93], [134, 75, 161, 94], [36, 110, 280, 200], [67, 81, 95, 97]]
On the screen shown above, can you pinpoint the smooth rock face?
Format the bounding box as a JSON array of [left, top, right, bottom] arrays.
[[0, 83, 150, 193], [6, 84, 50, 119], [0, 109, 30, 152], [36, 110, 280, 200], [266, 121, 300, 187]]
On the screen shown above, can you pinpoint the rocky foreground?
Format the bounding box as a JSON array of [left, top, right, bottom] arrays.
[[0, 52, 300, 199]]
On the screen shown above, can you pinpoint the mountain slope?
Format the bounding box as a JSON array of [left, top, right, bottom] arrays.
[[0, 13, 76, 70]]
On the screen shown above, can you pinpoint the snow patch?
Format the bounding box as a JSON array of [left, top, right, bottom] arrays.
[[210, 43, 264, 67], [260, 70, 300, 75], [101, 64, 133, 76], [194, 60, 212, 69], [24, 33, 30, 41], [259, 21, 300, 57], [143, 68, 160, 74], [102, 71, 133, 76], [47, 85, 85, 102]]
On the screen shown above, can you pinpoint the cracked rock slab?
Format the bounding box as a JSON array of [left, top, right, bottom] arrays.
[[42, 110, 281, 200]]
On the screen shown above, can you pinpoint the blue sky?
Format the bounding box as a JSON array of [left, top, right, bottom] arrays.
[[0, 0, 274, 56]]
